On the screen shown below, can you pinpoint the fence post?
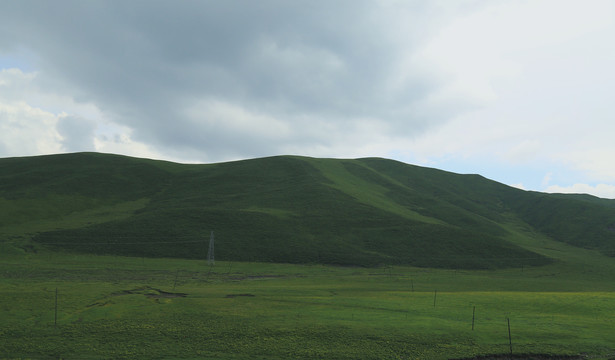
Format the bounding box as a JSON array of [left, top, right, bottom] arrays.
[[507, 317, 512, 355], [54, 288, 58, 328], [173, 270, 179, 291]]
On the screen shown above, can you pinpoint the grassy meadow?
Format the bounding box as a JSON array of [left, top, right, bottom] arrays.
[[3, 153, 615, 359], [2, 242, 615, 359], [5, 152, 615, 269]]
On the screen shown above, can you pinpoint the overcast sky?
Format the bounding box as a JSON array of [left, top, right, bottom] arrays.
[[1, 0, 614, 198]]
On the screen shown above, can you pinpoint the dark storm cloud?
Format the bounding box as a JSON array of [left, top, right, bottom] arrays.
[[0, 0, 454, 160]]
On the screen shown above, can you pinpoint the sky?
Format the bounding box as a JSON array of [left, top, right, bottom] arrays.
[[1, 0, 614, 198]]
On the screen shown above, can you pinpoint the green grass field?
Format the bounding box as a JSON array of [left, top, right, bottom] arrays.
[[4, 153, 615, 269], [2, 245, 615, 359], [3, 153, 615, 359]]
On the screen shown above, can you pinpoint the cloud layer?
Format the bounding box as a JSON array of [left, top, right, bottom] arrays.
[[1, 1, 460, 161], [1, 1, 614, 198]]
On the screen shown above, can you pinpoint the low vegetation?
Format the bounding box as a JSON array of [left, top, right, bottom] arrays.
[[1, 243, 615, 359], [2, 153, 615, 268], [2, 152, 615, 358]]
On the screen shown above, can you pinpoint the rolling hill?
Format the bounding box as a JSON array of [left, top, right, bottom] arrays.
[[1, 152, 615, 269]]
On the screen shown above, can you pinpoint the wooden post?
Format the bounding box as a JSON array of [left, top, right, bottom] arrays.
[[54, 288, 58, 328], [472, 306, 475, 330], [206, 264, 214, 280], [507, 317, 512, 355], [173, 270, 179, 291]]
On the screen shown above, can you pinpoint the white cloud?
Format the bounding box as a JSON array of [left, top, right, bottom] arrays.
[[541, 172, 553, 187], [545, 183, 615, 199], [0, 100, 62, 156], [555, 145, 615, 183], [503, 140, 543, 165], [93, 130, 173, 162], [0, 67, 166, 159], [402, 0, 615, 192], [510, 183, 526, 191], [0, 70, 60, 155]]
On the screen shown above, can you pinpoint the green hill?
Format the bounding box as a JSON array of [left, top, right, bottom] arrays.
[[1, 152, 615, 269]]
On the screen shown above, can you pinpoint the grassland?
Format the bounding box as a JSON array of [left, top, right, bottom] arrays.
[[2, 152, 615, 359], [3, 152, 615, 269], [2, 241, 615, 359], [3, 219, 615, 359]]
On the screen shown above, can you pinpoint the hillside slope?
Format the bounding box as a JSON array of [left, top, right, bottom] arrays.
[[2, 152, 615, 268]]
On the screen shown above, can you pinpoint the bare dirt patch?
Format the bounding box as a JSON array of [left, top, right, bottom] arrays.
[[225, 293, 255, 298], [227, 274, 285, 281], [112, 286, 187, 299]]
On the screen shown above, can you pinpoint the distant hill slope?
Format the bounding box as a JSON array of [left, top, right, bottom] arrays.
[[1, 152, 615, 268]]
